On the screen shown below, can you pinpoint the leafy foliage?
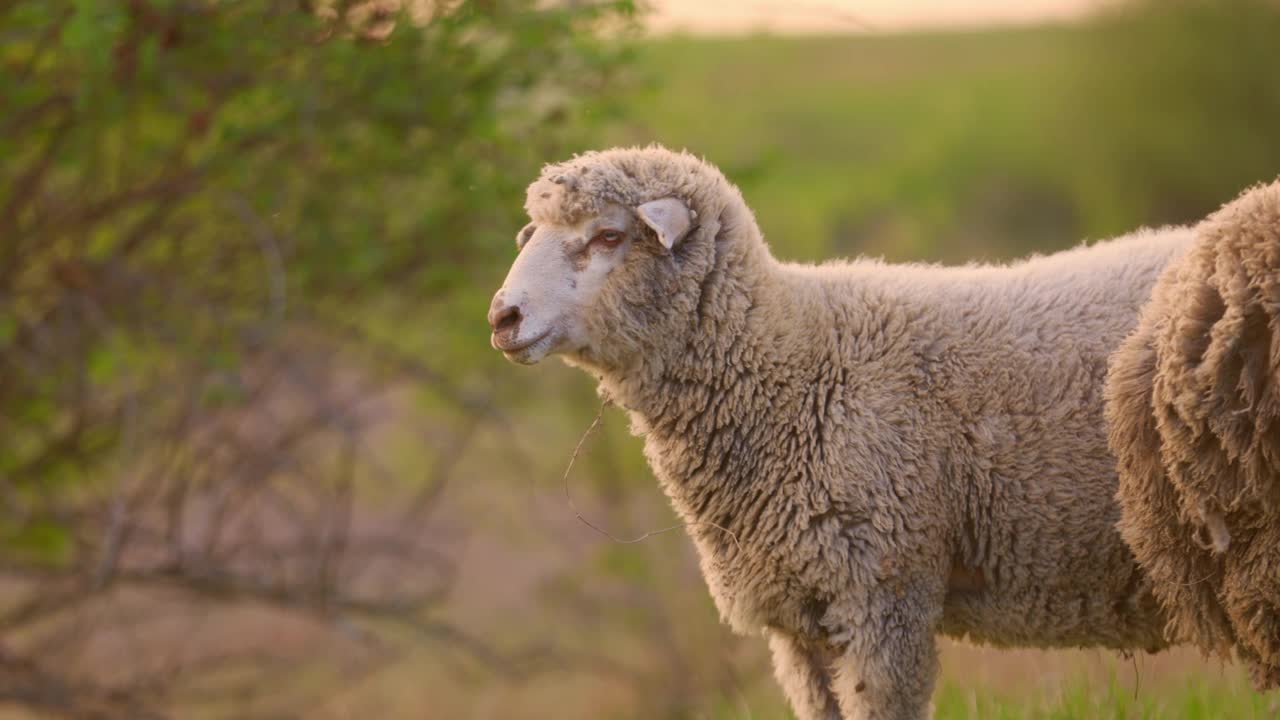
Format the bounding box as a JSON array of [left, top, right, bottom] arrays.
[[0, 0, 635, 713], [0, 0, 632, 558]]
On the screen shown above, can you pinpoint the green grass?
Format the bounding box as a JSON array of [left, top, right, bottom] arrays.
[[693, 671, 1274, 719], [693, 679, 1275, 720], [933, 679, 1276, 720]]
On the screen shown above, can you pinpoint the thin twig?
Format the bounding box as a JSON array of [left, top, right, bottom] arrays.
[[1131, 650, 1140, 700], [561, 402, 742, 553], [226, 192, 288, 327], [1171, 567, 1219, 587]]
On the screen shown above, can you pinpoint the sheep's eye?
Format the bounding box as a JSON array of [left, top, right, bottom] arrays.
[[590, 229, 625, 247]]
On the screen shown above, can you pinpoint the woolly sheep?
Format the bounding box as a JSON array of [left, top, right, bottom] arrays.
[[1106, 180, 1280, 691], [487, 146, 1195, 719]]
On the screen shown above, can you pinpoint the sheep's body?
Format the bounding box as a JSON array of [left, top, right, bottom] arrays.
[[611, 232, 1200, 645], [596, 223, 1188, 719], [1107, 180, 1280, 690], [499, 147, 1262, 719]]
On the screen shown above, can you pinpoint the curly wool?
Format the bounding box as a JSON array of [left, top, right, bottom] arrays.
[[526, 148, 735, 229], [1106, 180, 1280, 690], [523, 147, 1198, 719]]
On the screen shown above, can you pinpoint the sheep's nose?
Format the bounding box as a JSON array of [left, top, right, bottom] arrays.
[[488, 295, 522, 333]]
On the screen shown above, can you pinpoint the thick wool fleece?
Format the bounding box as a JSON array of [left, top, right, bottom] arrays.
[[523, 147, 1193, 720], [1106, 180, 1280, 690]]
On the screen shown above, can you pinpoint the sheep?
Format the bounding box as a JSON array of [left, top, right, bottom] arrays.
[[1106, 180, 1280, 691], [487, 145, 1194, 720]]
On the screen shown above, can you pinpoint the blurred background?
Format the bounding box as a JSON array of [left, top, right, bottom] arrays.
[[2, 0, 1279, 717]]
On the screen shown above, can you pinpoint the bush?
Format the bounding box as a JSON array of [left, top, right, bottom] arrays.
[[0, 0, 634, 713]]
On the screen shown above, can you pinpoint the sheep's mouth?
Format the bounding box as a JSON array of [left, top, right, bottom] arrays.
[[494, 329, 553, 362]]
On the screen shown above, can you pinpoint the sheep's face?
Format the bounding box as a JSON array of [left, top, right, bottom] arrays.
[[488, 198, 693, 366]]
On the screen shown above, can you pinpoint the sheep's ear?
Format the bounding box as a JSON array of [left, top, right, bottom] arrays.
[[635, 198, 694, 250]]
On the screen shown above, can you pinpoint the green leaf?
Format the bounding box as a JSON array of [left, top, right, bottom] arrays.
[[0, 315, 16, 345], [3, 518, 74, 567], [87, 345, 122, 385]]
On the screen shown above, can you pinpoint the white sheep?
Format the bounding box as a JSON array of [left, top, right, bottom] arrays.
[[488, 146, 1196, 719]]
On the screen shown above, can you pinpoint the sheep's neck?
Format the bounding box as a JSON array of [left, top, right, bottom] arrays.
[[601, 245, 819, 546]]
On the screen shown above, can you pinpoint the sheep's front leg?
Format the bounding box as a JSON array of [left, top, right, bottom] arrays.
[[827, 588, 941, 720], [767, 630, 842, 720]]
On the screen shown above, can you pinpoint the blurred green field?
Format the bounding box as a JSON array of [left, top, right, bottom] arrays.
[[609, 29, 1090, 264], [605, 22, 1280, 267]]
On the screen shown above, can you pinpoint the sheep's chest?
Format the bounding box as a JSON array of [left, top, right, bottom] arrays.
[[690, 531, 833, 642], [638, 414, 841, 641]]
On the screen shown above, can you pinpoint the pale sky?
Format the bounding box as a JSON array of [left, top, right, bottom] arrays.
[[647, 0, 1109, 34]]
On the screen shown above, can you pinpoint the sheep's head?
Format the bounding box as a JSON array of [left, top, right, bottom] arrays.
[[488, 146, 748, 369], [488, 194, 695, 366]]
